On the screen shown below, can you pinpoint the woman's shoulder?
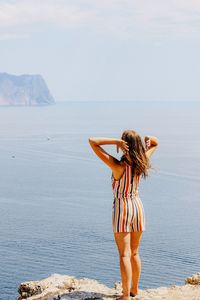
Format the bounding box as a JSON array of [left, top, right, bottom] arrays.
[[120, 156, 132, 167], [111, 159, 128, 181]]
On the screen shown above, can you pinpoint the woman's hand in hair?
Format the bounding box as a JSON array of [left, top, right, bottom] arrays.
[[116, 139, 129, 154], [144, 135, 159, 158], [145, 136, 159, 146], [144, 136, 151, 150]]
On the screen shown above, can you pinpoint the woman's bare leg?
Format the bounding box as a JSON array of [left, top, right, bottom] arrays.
[[130, 231, 142, 296], [114, 232, 131, 299]]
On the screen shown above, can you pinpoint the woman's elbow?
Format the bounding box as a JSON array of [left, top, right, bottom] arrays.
[[156, 138, 159, 146], [154, 137, 159, 146], [151, 136, 159, 147], [88, 137, 96, 145]]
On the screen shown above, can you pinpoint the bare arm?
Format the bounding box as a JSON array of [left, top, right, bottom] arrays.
[[88, 137, 128, 170], [144, 135, 159, 159]]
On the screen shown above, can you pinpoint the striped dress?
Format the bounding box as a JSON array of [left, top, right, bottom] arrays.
[[111, 162, 146, 233]]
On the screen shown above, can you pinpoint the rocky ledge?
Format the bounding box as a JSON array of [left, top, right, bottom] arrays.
[[16, 273, 200, 300]]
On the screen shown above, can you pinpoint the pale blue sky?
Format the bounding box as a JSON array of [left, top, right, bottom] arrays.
[[0, 0, 200, 102]]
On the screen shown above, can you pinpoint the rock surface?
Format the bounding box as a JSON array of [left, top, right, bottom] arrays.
[[0, 72, 55, 105], [16, 273, 200, 300]]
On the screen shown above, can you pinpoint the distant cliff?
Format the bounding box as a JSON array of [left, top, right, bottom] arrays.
[[0, 73, 55, 106]]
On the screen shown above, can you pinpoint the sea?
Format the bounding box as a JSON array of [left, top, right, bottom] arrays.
[[0, 101, 199, 300]]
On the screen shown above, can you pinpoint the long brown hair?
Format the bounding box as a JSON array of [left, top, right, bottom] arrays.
[[121, 130, 150, 180]]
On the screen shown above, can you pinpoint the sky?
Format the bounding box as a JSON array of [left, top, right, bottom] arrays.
[[0, 0, 200, 102]]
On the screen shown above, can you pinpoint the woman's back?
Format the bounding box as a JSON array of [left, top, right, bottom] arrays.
[[111, 162, 141, 199]]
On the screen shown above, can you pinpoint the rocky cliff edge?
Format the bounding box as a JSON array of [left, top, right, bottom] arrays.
[[16, 273, 200, 300]]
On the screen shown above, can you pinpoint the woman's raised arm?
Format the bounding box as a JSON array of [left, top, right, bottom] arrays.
[[144, 135, 159, 159], [88, 137, 128, 169]]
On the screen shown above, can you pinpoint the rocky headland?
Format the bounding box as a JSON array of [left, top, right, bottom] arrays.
[[0, 72, 55, 106], [16, 273, 200, 300]]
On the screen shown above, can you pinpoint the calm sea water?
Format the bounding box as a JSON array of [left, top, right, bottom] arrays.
[[0, 101, 199, 300]]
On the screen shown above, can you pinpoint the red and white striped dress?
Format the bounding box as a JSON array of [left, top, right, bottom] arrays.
[[111, 162, 146, 232]]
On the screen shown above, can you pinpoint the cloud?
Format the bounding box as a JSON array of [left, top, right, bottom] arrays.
[[0, 0, 95, 39], [0, 1, 93, 28], [0, 0, 200, 40]]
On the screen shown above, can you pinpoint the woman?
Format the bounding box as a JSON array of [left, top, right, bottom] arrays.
[[88, 130, 158, 300]]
